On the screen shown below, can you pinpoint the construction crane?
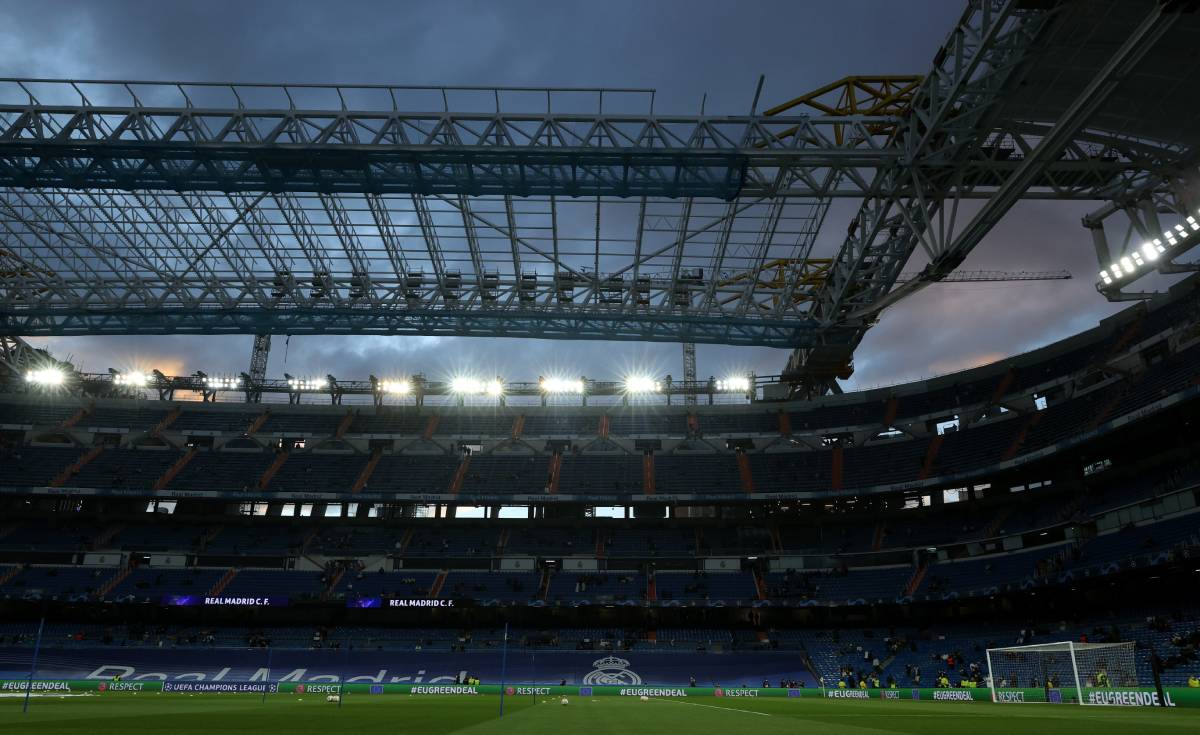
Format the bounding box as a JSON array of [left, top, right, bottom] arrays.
[[680, 269, 1073, 397], [244, 334, 272, 403]]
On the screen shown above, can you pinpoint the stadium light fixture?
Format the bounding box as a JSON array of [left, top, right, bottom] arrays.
[[540, 377, 584, 394], [204, 376, 242, 390], [1097, 208, 1200, 289], [25, 367, 64, 386], [716, 376, 751, 392], [286, 377, 327, 391], [381, 379, 411, 395], [449, 377, 504, 396], [114, 371, 151, 388], [623, 375, 660, 393], [450, 376, 482, 394]]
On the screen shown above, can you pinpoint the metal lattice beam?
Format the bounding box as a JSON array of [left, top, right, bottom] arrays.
[[0, 7, 1196, 348]]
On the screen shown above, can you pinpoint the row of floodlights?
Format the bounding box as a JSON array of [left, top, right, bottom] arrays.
[[287, 377, 328, 391], [205, 376, 242, 389], [25, 368, 65, 386], [1098, 214, 1200, 287], [374, 375, 753, 396], [24, 367, 751, 396]]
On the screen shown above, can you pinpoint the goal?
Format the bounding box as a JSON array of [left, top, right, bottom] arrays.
[[985, 641, 1138, 704]]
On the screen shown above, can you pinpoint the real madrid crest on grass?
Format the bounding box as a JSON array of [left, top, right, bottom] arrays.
[[583, 656, 642, 686]]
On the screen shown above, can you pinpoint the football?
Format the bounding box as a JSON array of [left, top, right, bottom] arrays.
[[560, 697, 569, 706]]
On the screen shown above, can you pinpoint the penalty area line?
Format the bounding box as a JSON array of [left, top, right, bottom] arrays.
[[653, 699, 771, 717]]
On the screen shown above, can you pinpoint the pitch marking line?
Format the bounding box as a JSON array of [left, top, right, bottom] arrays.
[[654, 699, 771, 717]]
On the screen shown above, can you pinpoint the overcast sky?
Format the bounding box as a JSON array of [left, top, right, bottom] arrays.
[[2, 1, 1179, 390]]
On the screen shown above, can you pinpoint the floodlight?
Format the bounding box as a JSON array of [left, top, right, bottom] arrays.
[[381, 380, 411, 395], [1131, 251, 1145, 267], [286, 377, 327, 391], [1120, 256, 1134, 274], [450, 377, 482, 394], [623, 376, 660, 393], [205, 376, 241, 390], [25, 368, 64, 386], [1141, 242, 1159, 262], [540, 377, 584, 394], [1188, 216, 1199, 231], [1099, 271, 1113, 286], [717, 376, 751, 392], [485, 379, 504, 397], [1109, 262, 1123, 278], [114, 371, 149, 388]]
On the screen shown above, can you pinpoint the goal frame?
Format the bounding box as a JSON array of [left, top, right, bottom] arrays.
[[985, 641, 1092, 705]]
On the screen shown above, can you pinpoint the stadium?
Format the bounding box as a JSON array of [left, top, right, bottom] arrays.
[[2, 0, 1200, 732]]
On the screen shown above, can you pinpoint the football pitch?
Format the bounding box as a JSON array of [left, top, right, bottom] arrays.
[[2, 694, 1198, 734]]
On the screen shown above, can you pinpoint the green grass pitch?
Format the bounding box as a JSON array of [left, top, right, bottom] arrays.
[[2, 693, 1197, 734]]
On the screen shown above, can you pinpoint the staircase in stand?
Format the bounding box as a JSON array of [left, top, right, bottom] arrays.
[[325, 566, 346, 598], [686, 413, 700, 436], [736, 451, 754, 493], [903, 560, 931, 597], [58, 403, 93, 431], [641, 453, 656, 495], [208, 569, 239, 596], [198, 525, 223, 552], [422, 415, 439, 441], [245, 409, 270, 437], [257, 451, 290, 490], [595, 529, 607, 558], [429, 570, 448, 598], [770, 526, 784, 554], [399, 528, 415, 555], [752, 568, 769, 601], [496, 528, 510, 554], [919, 436, 945, 480], [1099, 312, 1147, 366], [0, 564, 24, 586], [882, 397, 899, 427], [98, 565, 134, 599], [1002, 412, 1043, 460], [50, 446, 104, 487], [511, 415, 525, 440], [645, 572, 657, 602], [351, 447, 383, 494], [335, 411, 356, 439], [150, 406, 182, 438], [538, 568, 552, 601], [777, 411, 792, 437], [830, 446, 844, 491], [990, 368, 1016, 405], [93, 523, 124, 549], [1089, 374, 1144, 430], [598, 415, 611, 439], [300, 528, 321, 553], [448, 454, 472, 495], [546, 452, 563, 494], [153, 447, 198, 492]]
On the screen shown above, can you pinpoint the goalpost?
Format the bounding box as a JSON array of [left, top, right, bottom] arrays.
[[985, 641, 1137, 705]]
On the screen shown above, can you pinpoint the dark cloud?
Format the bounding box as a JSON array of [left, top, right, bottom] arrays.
[[8, 1, 1168, 388]]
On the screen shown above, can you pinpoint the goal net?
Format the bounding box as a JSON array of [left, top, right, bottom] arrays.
[[985, 642, 1137, 705]]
